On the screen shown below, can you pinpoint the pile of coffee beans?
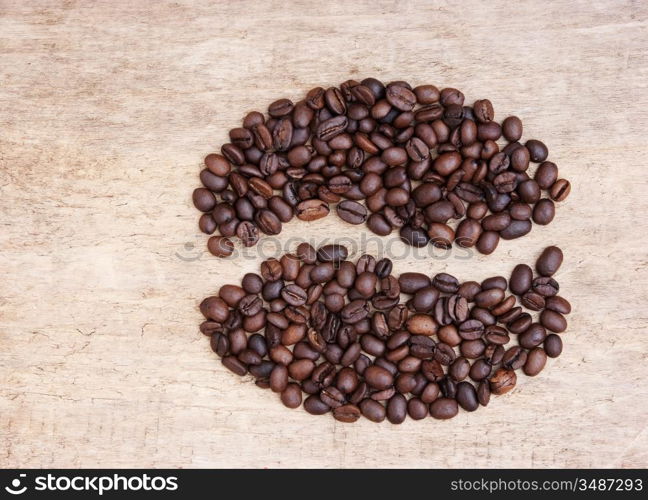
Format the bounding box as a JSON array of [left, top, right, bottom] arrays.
[[193, 79, 570, 257], [199, 244, 570, 423]]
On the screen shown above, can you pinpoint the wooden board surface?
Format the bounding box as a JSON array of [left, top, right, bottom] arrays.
[[1, 0, 648, 468]]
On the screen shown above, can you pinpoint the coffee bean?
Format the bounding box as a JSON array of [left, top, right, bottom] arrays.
[[222, 356, 247, 376], [519, 323, 547, 349], [296, 199, 330, 221], [532, 277, 560, 297], [509, 264, 532, 296], [489, 368, 516, 395], [536, 245, 563, 276], [550, 178, 571, 202], [386, 83, 416, 111], [521, 291, 545, 311], [207, 236, 234, 258], [535, 161, 559, 189], [430, 398, 458, 419], [501, 116, 522, 141], [333, 404, 361, 423], [525, 139, 548, 162], [523, 347, 547, 376], [317, 244, 348, 263], [540, 309, 567, 333], [456, 382, 479, 411], [433, 273, 460, 293], [533, 199, 555, 225], [500, 220, 532, 240], [545, 296, 571, 314], [360, 398, 386, 422], [336, 200, 368, 224], [544, 334, 563, 358]]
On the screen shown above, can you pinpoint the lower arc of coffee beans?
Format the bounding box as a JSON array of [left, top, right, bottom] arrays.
[[202, 243, 569, 423]]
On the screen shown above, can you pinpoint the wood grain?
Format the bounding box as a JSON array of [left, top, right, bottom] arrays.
[[1, 0, 647, 468]]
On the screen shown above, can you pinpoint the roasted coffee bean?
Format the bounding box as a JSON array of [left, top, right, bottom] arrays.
[[337, 200, 368, 224], [333, 404, 361, 423], [360, 398, 386, 422], [525, 139, 548, 162], [500, 220, 532, 240], [536, 245, 563, 277], [489, 368, 516, 395], [532, 277, 560, 297], [532, 199, 555, 225], [207, 236, 234, 257], [535, 161, 559, 189], [545, 296, 572, 314], [456, 382, 479, 411], [474, 288, 505, 309], [399, 272, 432, 294], [296, 199, 330, 221], [222, 356, 247, 376], [540, 309, 567, 333], [317, 244, 348, 263], [303, 395, 330, 415], [544, 334, 563, 358], [523, 347, 547, 376], [519, 323, 547, 349], [458, 319, 485, 340], [508, 312, 532, 334], [510, 264, 533, 296], [433, 273, 460, 293], [430, 398, 458, 419], [521, 291, 546, 311]]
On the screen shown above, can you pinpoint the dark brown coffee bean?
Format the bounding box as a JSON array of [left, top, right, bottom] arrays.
[[545, 296, 572, 314], [386, 394, 407, 424], [430, 397, 458, 419], [521, 291, 546, 311], [413, 84, 439, 104], [316, 115, 348, 141], [550, 178, 572, 202], [458, 319, 484, 340], [316, 244, 348, 263], [473, 99, 494, 123], [540, 309, 567, 333], [532, 199, 555, 225], [205, 153, 232, 176], [489, 368, 516, 395], [222, 356, 247, 376], [360, 398, 386, 422], [474, 288, 505, 309], [544, 334, 563, 358], [523, 347, 547, 376], [296, 199, 330, 221], [336, 200, 368, 224], [501, 116, 522, 142], [303, 395, 330, 415], [431, 273, 458, 294], [519, 323, 547, 349], [500, 220, 532, 240], [510, 264, 533, 295], [386, 83, 416, 111], [333, 404, 361, 423], [456, 382, 479, 411], [525, 139, 548, 162], [535, 161, 558, 189], [536, 245, 563, 276], [474, 231, 498, 255]]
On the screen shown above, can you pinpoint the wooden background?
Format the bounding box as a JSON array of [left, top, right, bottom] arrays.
[[1, 0, 647, 468]]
